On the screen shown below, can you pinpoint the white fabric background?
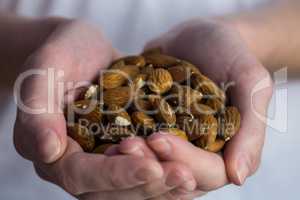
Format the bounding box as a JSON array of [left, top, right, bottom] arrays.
[[1, 0, 299, 200]]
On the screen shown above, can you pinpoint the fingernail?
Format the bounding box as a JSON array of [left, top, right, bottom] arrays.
[[148, 137, 171, 154], [38, 129, 61, 163], [236, 157, 250, 185]]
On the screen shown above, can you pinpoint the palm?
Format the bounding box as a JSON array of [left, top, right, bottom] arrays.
[[144, 20, 273, 196]]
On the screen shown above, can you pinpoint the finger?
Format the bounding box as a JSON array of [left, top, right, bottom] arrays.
[[224, 59, 273, 185], [35, 138, 164, 195], [147, 133, 228, 191], [119, 137, 157, 159], [79, 161, 196, 200]]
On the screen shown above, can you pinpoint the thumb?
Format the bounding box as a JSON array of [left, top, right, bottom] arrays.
[[13, 64, 68, 163], [14, 108, 68, 164]]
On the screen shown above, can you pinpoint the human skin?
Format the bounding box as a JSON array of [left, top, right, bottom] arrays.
[[117, 19, 273, 199], [1, 0, 300, 199], [11, 19, 197, 199]]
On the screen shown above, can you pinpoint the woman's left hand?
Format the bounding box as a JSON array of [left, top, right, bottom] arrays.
[[120, 19, 273, 199]]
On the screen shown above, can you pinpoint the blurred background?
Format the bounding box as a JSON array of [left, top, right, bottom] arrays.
[[0, 0, 299, 200]]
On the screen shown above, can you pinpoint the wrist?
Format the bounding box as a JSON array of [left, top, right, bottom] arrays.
[[0, 16, 68, 87]]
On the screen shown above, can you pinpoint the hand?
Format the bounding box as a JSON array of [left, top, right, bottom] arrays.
[[13, 19, 196, 199], [140, 19, 273, 198]]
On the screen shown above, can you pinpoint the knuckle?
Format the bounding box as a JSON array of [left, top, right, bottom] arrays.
[[140, 184, 157, 198], [109, 170, 125, 189], [105, 158, 124, 189], [58, 157, 82, 195], [59, 169, 80, 195]]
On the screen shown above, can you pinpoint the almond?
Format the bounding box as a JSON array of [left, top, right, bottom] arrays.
[[93, 143, 114, 154], [161, 128, 188, 141], [204, 139, 225, 153], [168, 65, 193, 83], [180, 60, 201, 75], [71, 100, 102, 124], [218, 106, 241, 141], [204, 98, 225, 113], [103, 86, 132, 107], [189, 103, 216, 117], [114, 56, 146, 68], [100, 65, 140, 89], [107, 104, 131, 126], [131, 111, 156, 130], [67, 123, 95, 152], [145, 54, 181, 68], [148, 68, 173, 94], [130, 73, 148, 90], [149, 96, 176, 126], [169, 85, 203, 108], [188, 114, 218, 142], [99, 124, 135, 142], [191, 73, 225, 102], [131, 99, 153, 112], [110, 59, 125, 69], [83, 85, 100, 100]]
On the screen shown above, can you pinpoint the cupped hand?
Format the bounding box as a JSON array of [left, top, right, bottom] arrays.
[[13, 19, 196, 199], [137, 19, 273, 199]]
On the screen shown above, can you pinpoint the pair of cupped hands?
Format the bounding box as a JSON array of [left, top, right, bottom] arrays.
[[13, 18, 273, 200]]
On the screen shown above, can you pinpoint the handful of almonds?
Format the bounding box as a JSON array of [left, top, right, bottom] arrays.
[[65, 48, 241, 154]]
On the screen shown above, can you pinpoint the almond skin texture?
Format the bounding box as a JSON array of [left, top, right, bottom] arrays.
[[189, 103, 216, 117], [161, 128, 188, 141], [131, 111, 156, 130], [145, 54, 181, 68], [113, 56, 146, 68], [204, 97, 225, 113], [67, 123, 95, 152], [205, 139, 226, 153], [169, 85, 203, 108], [168, 65, 193, 83], [180, 60, 201, 75], [148, 68, 173, 94], [123, 56, 146, 68], [107, 104, 131, 126], [191, 73, 225, 102], [103, 87, 132, 107], [130, 73, 148, 90], [219, 106, 241, 141], [189, 114, 218, 142], [72, 100, 102, 124], [149, 96, 176, 126], [100, 65, 140, 89], [131, 99, 153, 112], [110, 59, 125, 69]]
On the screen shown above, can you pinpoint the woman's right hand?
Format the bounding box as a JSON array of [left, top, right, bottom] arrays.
[[13, 19, 196, 200]]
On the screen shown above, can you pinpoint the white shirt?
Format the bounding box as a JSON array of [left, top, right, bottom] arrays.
[[1, 1, 299, 200]]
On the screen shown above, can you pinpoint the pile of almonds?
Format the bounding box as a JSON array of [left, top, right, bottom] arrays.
[[65, 48, 241, 154]]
